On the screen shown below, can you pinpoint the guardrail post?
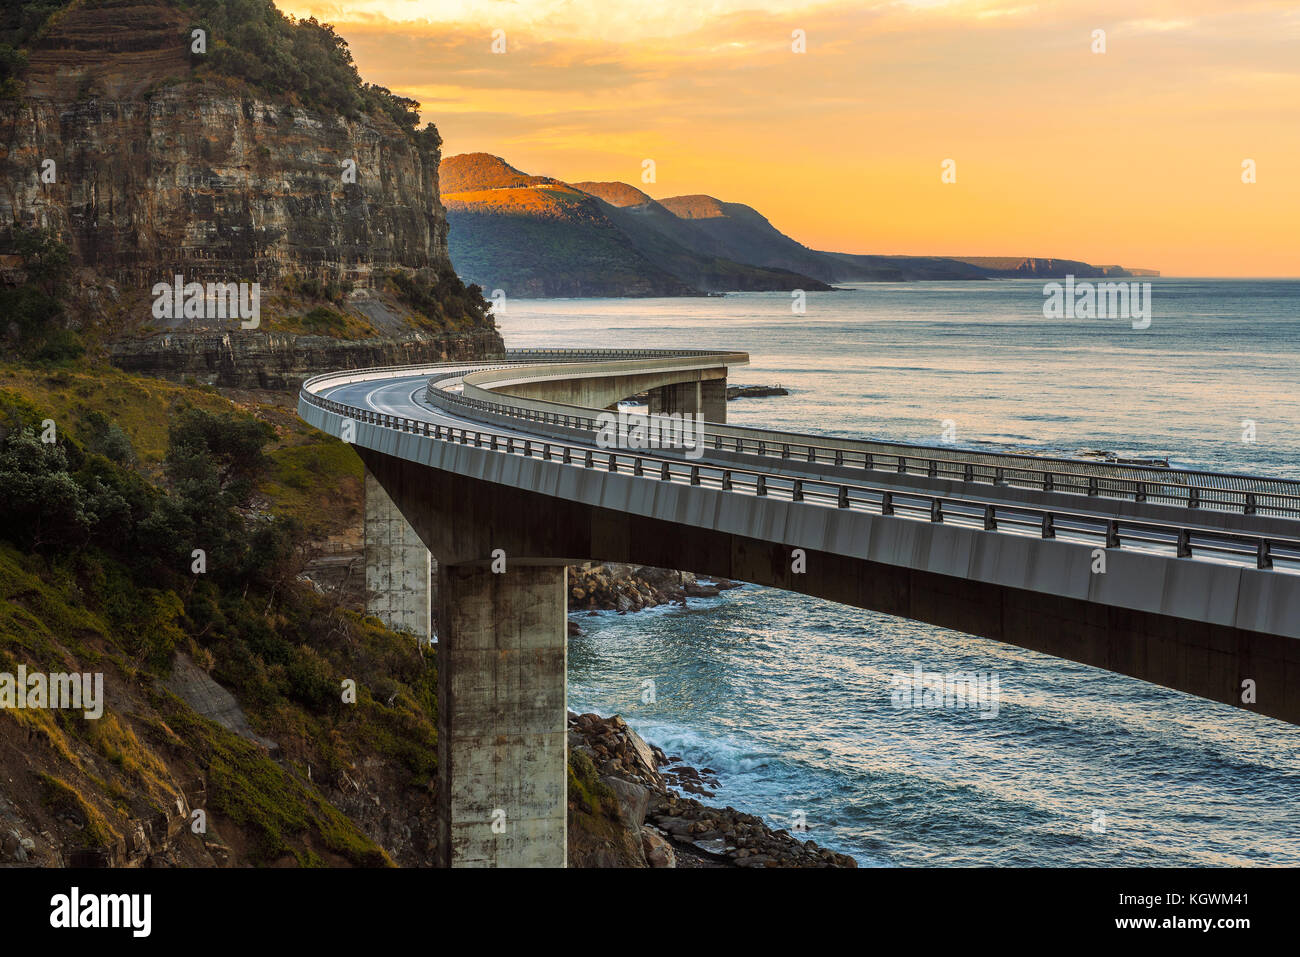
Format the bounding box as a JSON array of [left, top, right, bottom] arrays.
[[1041, 513, 1055, 538], [1043, 472, 1054, 493], [690, 466, 700, 486], [864, 453, 874, 471], [782, 444, 790, 459], [837, 486, 849, 508], [584, 450, 593, 468], [714, 435, 723, 451], [434, 425, 442, 441], [1088, 476, 1098, 496], [835, 450, 844, 466], [881, 491, 894, 515], [1106, 520, 1121, 548], [1188, 487, 1200, 509], [1245, 493, 1257, 515], [963, 464, 973, 483], [634, 458, 644, 477], [792, 480, 804, 502], [608, 454, 618, 473], [1258, 540, 1273, 570], [756, 475, 767, 496], [930, 499, 943, 523], [758, 441, 766, 456], [523, 440, 532, 457], [927, 460, 937, 478], [1177, 528, 1192, 557], [562, 446, 571, 464], [983, 505, 997, 530], [897, 457, 907, 474], [660, 461, 671, 481], [994, 467, 1004, 485], [1135, 482, 1147, 503], [808, 447, 817, 464], [722, 471, 733, 491]]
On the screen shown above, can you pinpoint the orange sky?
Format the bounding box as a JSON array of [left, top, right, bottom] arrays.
[[281, 1, 1300, 276]]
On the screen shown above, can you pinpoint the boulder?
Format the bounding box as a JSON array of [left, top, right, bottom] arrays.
[[641, 827, 677, 868], [602, 777, 652, 829]]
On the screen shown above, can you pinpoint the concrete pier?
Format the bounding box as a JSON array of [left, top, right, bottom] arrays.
[[364, 469, 433, 645], [648, 379, 727, 422], [436, 562, 568, 867], [701, 378, 727, 423]]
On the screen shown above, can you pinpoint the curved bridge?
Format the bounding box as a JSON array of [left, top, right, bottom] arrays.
[[299, 348, 1300, 867]]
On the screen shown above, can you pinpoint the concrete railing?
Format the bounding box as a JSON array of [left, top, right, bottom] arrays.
[[298, 354, 1300, 575]]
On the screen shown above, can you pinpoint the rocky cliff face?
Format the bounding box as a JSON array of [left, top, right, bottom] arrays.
[[0, 0, 503, 383], [108, 323, 502, 389]]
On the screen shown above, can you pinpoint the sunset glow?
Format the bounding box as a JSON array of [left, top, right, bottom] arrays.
[[278, 1, 1300, 277]]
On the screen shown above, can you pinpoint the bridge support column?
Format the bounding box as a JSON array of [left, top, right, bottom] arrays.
[[647, 381, 699, 416], [436, 562, 568, 867], [647, 379, 727, 423], [701, 378, 727, 423], [364, 469, 434, 644]]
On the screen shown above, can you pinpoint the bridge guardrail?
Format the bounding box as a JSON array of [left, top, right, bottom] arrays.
[[299, 364, 1300, 574], [412, 354, 1300, 520]]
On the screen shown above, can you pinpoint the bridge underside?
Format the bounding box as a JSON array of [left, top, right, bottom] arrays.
[[360, 446, 1298, 865], [363, 448, 1298, 726], [488, 367, 728, 419]]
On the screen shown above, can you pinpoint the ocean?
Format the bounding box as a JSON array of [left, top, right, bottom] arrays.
[[494, 279, 1300, 866]]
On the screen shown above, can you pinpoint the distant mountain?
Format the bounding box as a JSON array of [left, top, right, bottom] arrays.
[[441, 153, 1156, 297], [441, 154, 832, 297], [571, 182, 835, 294]]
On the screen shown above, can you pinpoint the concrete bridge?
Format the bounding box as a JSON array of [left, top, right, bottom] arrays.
[[298, 348, 1300, 867]]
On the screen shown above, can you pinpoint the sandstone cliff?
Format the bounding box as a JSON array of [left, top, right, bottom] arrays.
[[1, 0, 503, 385]]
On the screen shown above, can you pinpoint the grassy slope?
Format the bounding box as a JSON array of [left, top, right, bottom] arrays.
[[0, 361, 433, 866]]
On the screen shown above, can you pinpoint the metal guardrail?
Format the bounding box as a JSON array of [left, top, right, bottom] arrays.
[[298, 359, 1300, 574], [303, 395, 1300, 572], [422, 356, 1300, 520]]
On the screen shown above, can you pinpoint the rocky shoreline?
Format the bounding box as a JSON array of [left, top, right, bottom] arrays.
[[726, 383, 790, 399], [568, 712, 856, 868], [566, 563, 742, 618]]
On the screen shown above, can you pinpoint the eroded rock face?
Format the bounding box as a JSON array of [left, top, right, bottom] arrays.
[[5, 3, 447, 288], [107, 324, 503, 389], [1, 0, 504, 382]]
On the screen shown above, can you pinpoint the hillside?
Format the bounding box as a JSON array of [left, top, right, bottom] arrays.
[[445, 156, 1156, 294], [442, 154, 833, 297], [0, 0, 504, 385]]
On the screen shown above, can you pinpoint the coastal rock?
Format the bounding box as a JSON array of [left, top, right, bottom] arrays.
[[567, 712, 857, 868], [641, 827, 677, 868], [565, 563, 742, 614]]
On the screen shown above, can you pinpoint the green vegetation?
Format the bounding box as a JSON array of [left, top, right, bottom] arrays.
[[385, 267, 492, 330], [0, 374, 436, 865], [567, 748, 616, 817], [179, 0, 438, 144], [0, 0, 68, 96], [0, 227, 83, 363], [2, 1, 439, 147]]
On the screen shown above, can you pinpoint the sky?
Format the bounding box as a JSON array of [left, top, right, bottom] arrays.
[[279, 1, 1300, 276]]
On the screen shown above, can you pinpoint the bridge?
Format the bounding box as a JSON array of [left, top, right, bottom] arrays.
[[298, 348, 1300, 867]]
